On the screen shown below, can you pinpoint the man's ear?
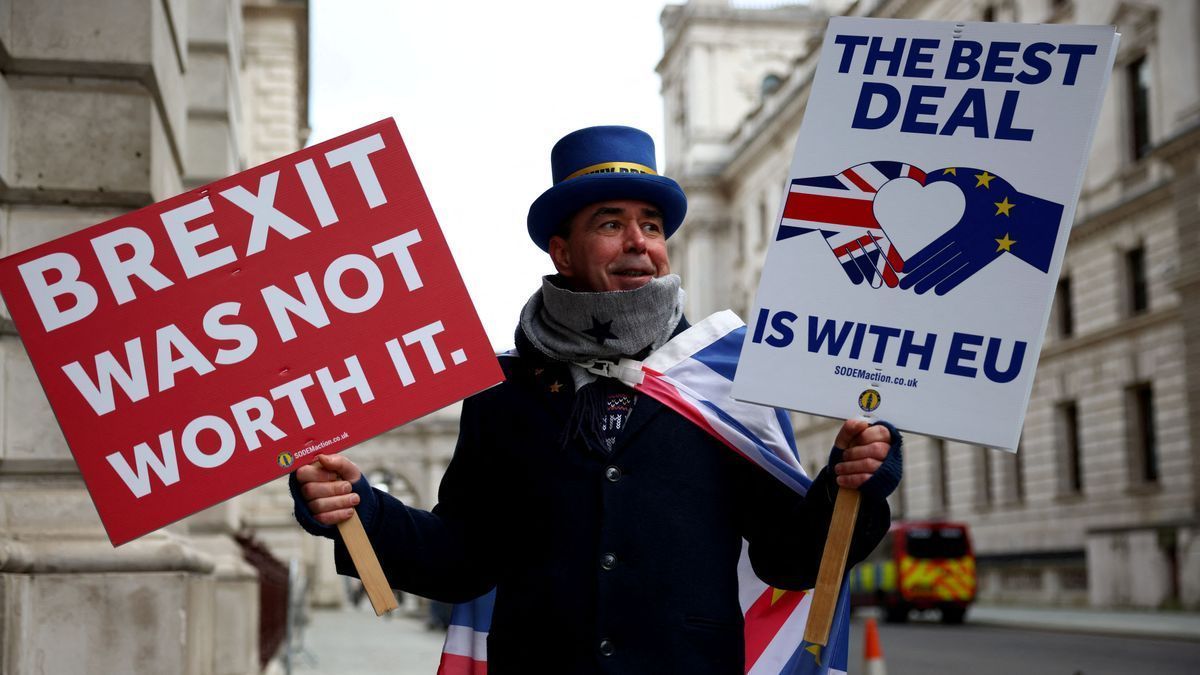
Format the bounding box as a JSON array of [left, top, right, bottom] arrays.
[[548, 235, 573, 277]]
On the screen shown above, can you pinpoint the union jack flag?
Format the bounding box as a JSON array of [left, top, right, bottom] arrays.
[[776, 161, 925, 288]]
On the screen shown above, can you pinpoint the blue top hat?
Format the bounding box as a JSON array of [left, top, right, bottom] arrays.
[[527, 126, 687, 252]]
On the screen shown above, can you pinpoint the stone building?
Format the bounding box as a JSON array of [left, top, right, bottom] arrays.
[[0, 1, 312, 673], [660, 0, 1200, 609]]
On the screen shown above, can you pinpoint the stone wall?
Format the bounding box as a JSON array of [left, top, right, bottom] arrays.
[[0, 1, 308, 672]]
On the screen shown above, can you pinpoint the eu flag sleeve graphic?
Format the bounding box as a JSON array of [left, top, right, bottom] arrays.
[[899, 167, 1065, 296]]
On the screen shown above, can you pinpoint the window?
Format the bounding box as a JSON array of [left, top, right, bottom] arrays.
[[1126, 383, 1159, 484], [1055, 277, 1074, 338], [933, 439, 949, 511], [1057, 401, 1083, 494], [1128, 55, 1151, 159], [976, 446, 993, 509], [1124, 246, 1148, 315], [982, 5, 996, 22], [1012, 439, 1025, 504]]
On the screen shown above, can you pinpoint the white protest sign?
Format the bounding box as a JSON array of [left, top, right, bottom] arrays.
[[732, 18, 1119, 451]]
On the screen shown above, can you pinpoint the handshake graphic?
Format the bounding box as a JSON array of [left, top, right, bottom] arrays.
[[776, 161, 1064, 295]]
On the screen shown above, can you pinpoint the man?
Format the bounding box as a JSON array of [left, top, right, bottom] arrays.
[[291, 126, 901, 673]]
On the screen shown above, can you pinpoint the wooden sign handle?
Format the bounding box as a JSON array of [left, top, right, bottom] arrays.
[[336, 510, 399, 616], [803, 486, 861, 646]]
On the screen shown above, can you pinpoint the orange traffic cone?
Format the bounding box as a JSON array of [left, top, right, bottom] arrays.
[[864, 616, 887, 675]]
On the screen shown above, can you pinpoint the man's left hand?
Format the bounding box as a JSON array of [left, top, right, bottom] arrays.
[[831, 419, 892, 489]]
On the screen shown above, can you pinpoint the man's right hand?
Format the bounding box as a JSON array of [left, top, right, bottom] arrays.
[[296, 454, 363, 526]]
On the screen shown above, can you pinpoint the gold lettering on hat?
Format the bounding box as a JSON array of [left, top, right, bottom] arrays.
[[563, 161, 657, 182]]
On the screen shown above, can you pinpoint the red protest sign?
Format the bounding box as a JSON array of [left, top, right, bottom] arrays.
[[0, 118, 503, 546]]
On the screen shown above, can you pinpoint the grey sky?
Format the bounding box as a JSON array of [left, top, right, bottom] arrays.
[[309, 0, 675, 348]]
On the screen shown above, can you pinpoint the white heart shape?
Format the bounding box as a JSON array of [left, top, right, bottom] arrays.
[[873, 177, 966, 258]]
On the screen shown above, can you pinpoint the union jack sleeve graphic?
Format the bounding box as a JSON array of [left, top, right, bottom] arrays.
[[776, 161, 925, 289]]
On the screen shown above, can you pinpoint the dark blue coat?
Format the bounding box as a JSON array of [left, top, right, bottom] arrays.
[[292, 340, 891, 674]]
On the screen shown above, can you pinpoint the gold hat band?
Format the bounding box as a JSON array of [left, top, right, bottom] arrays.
[[563, 161, 657, 182]]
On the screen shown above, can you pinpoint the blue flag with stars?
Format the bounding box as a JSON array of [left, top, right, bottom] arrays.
[[898, 167, 1064, 296]]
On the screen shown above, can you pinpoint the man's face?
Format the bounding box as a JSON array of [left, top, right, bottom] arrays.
[[548, 199, 671, 292]]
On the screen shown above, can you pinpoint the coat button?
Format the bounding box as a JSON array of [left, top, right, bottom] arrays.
[[604, 465, 622, 482], [599, 638, 614, 657], [601, 553, 617, 570]]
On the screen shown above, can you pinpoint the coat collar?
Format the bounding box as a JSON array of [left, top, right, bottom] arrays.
[[512, 315, 692, 456]]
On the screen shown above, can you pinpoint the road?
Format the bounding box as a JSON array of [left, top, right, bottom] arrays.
[[287, 606, 1200, 674], [848, 614, 1200, 675]]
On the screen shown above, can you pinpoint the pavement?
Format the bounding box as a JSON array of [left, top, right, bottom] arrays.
[[965, 603, 1200, 641], [283, 605, 446, 675]]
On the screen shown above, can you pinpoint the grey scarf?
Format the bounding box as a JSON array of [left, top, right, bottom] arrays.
[[518, 274, 684, 455], [519, 274, 685, 364]]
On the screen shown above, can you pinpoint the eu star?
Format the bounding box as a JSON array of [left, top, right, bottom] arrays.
[[995, 232, 1017, 252], [994, 197, 1015, 216], [975, 171, 995, 188]]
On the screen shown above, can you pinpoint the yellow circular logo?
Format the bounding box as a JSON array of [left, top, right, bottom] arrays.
[[858, 389, 881, 413], [276, 452, 294, 469]]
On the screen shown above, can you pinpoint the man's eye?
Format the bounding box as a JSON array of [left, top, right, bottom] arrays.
[[642, 222, 663, 234], [599, 221, 621, 230]]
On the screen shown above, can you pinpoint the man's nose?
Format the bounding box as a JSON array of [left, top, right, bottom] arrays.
[[623, 221, 647, 252]]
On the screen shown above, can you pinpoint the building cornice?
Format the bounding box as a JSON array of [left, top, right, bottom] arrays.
[[1157, 120, 1200, 163], [1071, 178, 1174, 241], [723, 74, 812, 181], [841, 0, 960, 20], [1069, 123, 1200, 241], [974, 548, 1085, 563], [658, 2, 823, 75], [0, 532, 216, 574], [1087, 518, 1197, 536], [678, 173, 726, 195], [1038, 306, 1180, 361]]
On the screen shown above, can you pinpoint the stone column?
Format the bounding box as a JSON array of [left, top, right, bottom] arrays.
[[0, 3, 220, 672], [241, 0, 309, 167], [177, 4, 266, 669], [0, 0, 311, 671]]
